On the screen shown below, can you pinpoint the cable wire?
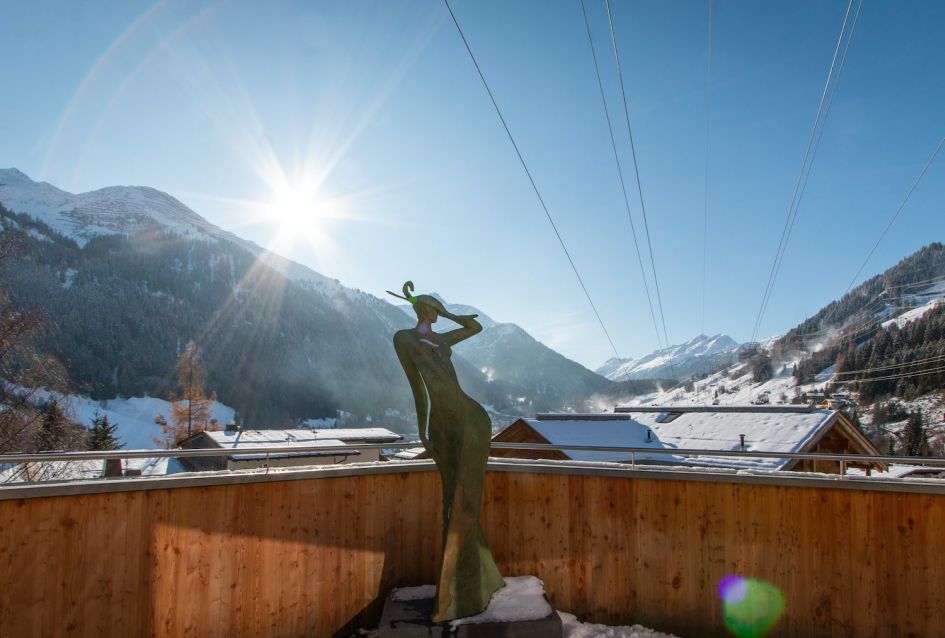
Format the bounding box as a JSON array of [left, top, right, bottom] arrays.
[[579, 0, 665, 357], [603, 0, 675, 376], [840, 364, 945, 384], [750, 0, 860, 344], [702, 0, 713, 337], [834, 352, 945, 377], [841, 136, 945, 295], [443, 0, 621, 359]]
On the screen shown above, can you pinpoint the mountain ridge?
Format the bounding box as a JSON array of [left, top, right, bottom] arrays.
[[0, 168, 616, 428], [596, 333, 741, 382]]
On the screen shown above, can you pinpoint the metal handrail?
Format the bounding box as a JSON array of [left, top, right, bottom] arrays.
[[1, 440, 943, 467]]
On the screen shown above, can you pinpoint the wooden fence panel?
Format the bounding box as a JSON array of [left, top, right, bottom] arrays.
[[1, 468, 944, 637]]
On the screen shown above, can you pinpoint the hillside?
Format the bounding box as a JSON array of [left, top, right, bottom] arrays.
[[0, 169, 616, 431], [618, 244, 945, 453]]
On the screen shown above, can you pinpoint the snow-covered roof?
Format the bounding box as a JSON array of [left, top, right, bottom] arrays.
[[522, 419, 669, 463], [202, 428, 401, 447], [197, 428, 401, 460], [0, 454, 186, 484], [516, 408, 842, 471]]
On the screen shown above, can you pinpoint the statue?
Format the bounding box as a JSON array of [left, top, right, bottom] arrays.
[[390, 281, 504, 621]]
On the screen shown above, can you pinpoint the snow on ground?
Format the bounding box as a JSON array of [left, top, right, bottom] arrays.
[[384, 577, 677, 636], [558, 612, 680, 638], [64, 394, 236, 449], [882, 298, 942, 329]]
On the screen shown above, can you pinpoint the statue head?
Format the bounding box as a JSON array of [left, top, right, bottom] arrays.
[[389, 281, 446, 324]]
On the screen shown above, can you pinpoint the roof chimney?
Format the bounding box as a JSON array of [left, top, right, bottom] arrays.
[[225, 421, 239, 432]]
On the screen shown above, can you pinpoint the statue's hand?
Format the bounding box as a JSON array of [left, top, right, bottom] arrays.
[[440, 310, 478, 323]]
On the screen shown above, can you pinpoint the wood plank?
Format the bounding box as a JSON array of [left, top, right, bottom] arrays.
[[2, 468, 945, 637]]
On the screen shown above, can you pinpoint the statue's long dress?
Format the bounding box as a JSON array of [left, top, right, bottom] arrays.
[[395, 330, 504, 621]]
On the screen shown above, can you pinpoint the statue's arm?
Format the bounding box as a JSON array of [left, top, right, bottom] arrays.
[[394, 334, 433, 450], [439, 312, 482, 347]]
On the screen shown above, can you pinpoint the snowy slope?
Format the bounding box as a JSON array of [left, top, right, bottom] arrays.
[[0, 168, 340, 290], [614, 281, 945, 412], [65, 395, 237, 449], [597, 334, 741, 382]]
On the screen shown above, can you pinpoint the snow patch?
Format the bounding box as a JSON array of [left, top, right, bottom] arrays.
[[452, 576, 553, 626], [559, 612, 680, 638]]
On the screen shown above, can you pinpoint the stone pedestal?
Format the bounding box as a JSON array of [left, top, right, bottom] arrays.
[[377, 577, 562, 638]]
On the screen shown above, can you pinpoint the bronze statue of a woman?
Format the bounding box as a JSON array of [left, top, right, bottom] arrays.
[[391, 281, 504, 621]]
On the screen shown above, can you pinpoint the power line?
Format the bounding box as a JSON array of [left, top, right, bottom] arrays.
[[841, 136, 945, 295], [700, 0, 713, 403], [839, 364, 945, 384], [883, 274, 945, 291], [603, 0, 675, 375], [750, 0, 860, 344], [806, 132, 943, 340], [834, 352, 945, 377], [701, 0, 713, 337], [442, 0, 621, 359], [578, 0, 665, 357]]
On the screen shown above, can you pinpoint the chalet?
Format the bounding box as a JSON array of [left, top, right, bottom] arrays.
[[179, 427, 403, 471], [491, 405, 883, 474]]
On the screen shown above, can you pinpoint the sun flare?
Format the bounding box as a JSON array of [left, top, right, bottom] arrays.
[[268, 182, 321, 236]]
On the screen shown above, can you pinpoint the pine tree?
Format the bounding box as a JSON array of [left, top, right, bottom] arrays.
[[902, 410, 929, 457], [88, 412, 122, 451], [157, 341, 219, 447], [34, 400, 70, 451]]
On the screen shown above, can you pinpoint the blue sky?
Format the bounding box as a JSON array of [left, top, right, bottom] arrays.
[[1, 0, 943, 369]]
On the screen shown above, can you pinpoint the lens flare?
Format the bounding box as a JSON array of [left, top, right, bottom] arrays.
[[717, 576, 785, 638]]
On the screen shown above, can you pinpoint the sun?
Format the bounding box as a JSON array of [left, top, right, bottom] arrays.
[[268, 182, 321, 237]]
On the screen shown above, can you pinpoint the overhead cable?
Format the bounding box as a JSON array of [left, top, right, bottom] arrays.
[[579, 0, 665, 356], [834, 352, 945, 377], [443, 0, 622, 359], [702, 0, 713, 337], [841, 136, 945, 295], [603, 0, 675, 375], [750, 0, 862, 344]]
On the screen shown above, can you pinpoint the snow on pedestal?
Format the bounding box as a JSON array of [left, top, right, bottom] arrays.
[[450, 576, 553, 626], [380, 576, 560, 637]]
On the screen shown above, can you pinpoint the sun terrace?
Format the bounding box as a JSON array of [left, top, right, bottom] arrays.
[[1, 439, 944, 637]]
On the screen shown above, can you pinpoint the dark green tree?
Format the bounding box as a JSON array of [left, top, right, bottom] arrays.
[[88, 412, 122, 451], [902, 410, 929, 457], [34, 400, 71, 451]]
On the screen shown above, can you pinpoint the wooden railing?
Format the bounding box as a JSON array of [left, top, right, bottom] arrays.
[[1, 461, 943, 637]]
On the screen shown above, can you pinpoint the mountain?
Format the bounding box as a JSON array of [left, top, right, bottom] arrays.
[[596, 333, 741, 382], [0, 168, 611, 430], [616, 244, 945, 454], [0, 167, 340, 289], [399, 298, 613, 412]]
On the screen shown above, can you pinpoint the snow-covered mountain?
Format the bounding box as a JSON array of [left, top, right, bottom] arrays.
[[0, 168, 614, 427], [0, 168, 340, 290], [597, 334, 740, 382], [399, 297, 613, 411], [611, 245, 945, 441]]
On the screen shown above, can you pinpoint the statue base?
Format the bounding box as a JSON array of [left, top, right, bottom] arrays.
[[378, 576, 562, 637]]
